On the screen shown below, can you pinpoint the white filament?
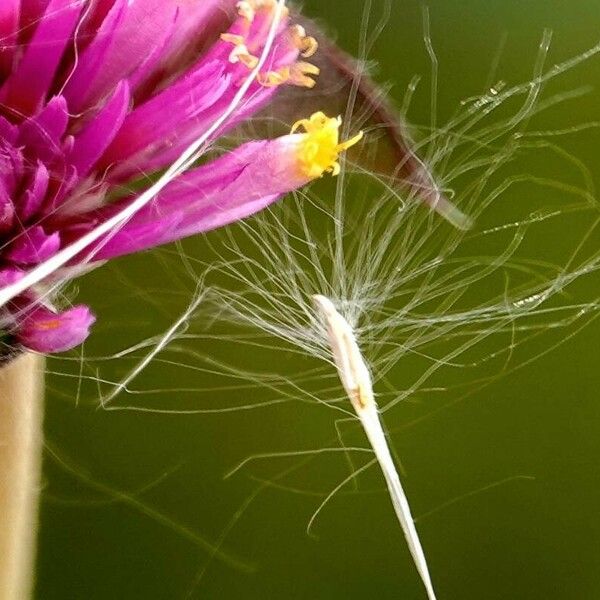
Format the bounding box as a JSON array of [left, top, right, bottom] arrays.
[[313, 294, 437, 600]]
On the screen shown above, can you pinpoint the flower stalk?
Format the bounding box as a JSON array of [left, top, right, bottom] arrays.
[[0, 353, 44, 600]]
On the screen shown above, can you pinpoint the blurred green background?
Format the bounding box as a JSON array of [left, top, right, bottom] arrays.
[[38, 1, 600, 598]]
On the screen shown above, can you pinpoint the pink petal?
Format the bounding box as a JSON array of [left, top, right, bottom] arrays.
[[19, 161, 49, 221], [16, 304, 95, 353], [102, 61, 229, 168], [0, 0, 20, 76], [20, 0, 51, 37], [0, 180, 15, 233], [18, 95, 69, 163], [63, 0, 178, 113], [90, 134, 310, 259], [0, 0, 85, 117], [0, 267, 24, 287], [131, 0, 237, 93], [69, 80, 131, 178], [5, 225, 60, 265]]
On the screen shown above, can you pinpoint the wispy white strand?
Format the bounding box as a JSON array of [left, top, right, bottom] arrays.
[[99, 284, 207, 407]]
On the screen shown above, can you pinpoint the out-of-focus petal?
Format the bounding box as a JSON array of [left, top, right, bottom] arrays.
[[16, 303, 95, 353]]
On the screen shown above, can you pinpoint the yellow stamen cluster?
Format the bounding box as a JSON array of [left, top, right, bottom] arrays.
[[221, 3, 319, 89], [291, 112, 364, 179]]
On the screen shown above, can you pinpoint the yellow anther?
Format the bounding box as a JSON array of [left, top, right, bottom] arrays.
[[257, 62, 319, 89], [290, 24, 306, 39], [228, 43, 259, 68], [300, 36, 318, 58], [237, 0, 288, 21], [338, 131, 364, 151], [239, 53, 259, 69], [289, 62, 320, 88], [220, 33, 245, 46], [228, 43, 247, 62], [236, 1, 255, 21], [257, 67, 290, 87], [289, 25, 318, 58], [257, 61, 319, 89], [291, 112, 364, 179]]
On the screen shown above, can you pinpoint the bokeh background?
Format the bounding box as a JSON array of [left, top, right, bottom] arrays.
[[38, 1, 600, 598]]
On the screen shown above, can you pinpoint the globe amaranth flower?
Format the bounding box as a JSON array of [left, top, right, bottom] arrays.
[[0, 0, 367, 354]]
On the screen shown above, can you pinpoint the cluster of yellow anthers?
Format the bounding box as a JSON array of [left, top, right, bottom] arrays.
[[221, 1, 320, 88], [292, 112, 364, 178]]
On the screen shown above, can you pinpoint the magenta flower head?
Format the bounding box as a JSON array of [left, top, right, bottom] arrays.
[[0, 0, 372, 354]]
